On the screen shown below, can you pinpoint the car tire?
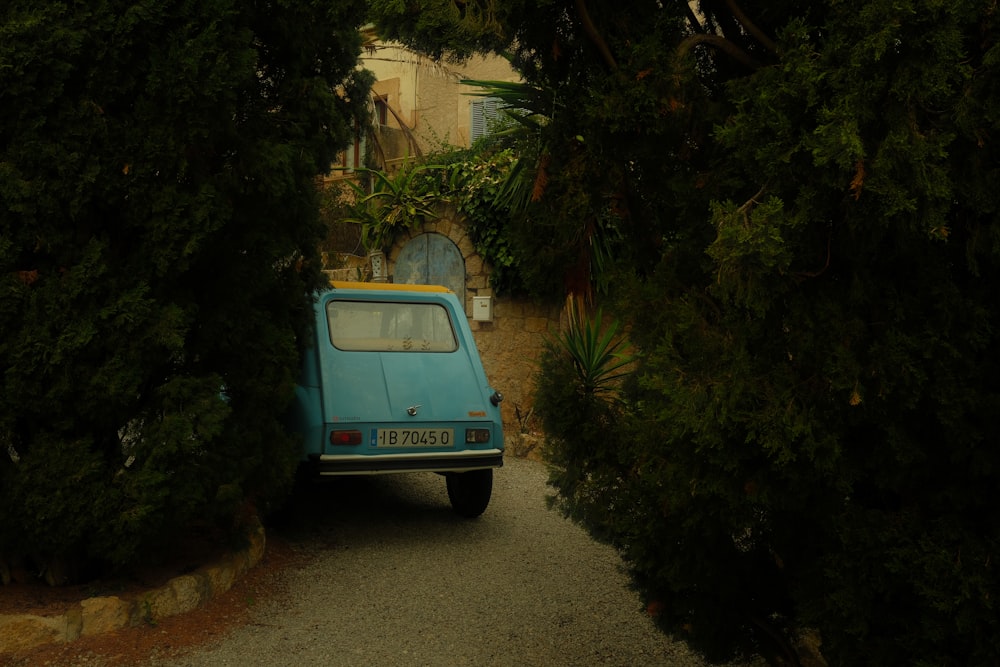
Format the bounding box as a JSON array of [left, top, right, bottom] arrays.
[[446, 468, 493, 518]]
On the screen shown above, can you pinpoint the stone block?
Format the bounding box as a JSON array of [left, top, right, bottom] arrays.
[[81, 596, 131, 636], [466, 275, 488, 290], [169, 574, 210, 615], [465, 254, 483, 276], [203, 562, 236, 596], [64, 607, 82, 641], [226, 549, 252, 578], [0, 612, 76, 652], [456, 236, 474, 257], [493, 300, 522, 318], [524, 317, 550, 334], [247, 521, 266, 565], [142, 573, 209, 620]]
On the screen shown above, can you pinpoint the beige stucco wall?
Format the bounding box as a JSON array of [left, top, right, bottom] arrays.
[[362, 43, 520, 151]]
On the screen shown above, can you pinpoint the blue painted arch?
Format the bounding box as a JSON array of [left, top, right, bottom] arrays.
[[393, 233, 465, 297]]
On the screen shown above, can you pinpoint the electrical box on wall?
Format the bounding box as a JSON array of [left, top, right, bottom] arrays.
[[472, 296, 493, 322]]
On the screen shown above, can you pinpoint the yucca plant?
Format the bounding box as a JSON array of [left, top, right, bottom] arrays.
[[555, 296, 634, 397]]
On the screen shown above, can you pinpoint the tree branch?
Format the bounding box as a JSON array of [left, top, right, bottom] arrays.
[[677, 33, 761, 70], [684, 3, 707, 35], [724, 0, 779, 54], [574, 0, 617, 70], [737, 185, 768, 215], [379, 94, 423, 158]]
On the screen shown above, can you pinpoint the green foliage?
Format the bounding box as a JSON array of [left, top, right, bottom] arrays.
[[365, 0, 515, 62], [461, 78, 550, 136], [337, 146, 538, 295], [534, 315, 635, 546], [442, 148, 532, 295], [339, 165, 445, 253], [706, 194, 807, 317], [0, 0, 370, 575], [374, 1, 1000, 665]]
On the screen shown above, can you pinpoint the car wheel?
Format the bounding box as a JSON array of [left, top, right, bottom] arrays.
[[446, 468, 493, 518]]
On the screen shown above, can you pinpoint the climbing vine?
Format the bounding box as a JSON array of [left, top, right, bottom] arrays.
[[339, 147, 530, 295], [444, 149, 526, 295]]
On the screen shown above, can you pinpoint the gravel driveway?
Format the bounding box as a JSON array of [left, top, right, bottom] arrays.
[[153, 456, 760, 667]]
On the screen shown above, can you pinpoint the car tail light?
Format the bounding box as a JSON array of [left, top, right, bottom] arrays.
[[330, 430, 363, 446], [465, 428, 491, 444]]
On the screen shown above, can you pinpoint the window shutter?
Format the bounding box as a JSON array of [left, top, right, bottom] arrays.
[[471, 97, 501, 142]]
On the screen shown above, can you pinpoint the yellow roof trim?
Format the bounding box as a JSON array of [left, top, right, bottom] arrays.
[[330, 281, 452, 294]]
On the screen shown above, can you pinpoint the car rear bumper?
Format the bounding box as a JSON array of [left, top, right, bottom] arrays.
[[311, 448, 504, 475]]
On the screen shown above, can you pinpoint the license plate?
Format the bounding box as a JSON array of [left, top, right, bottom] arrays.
[[373, 428, 454, 447]]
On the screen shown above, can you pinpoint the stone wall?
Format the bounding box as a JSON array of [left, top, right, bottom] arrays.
[[471, 298, 560, 460], [0, 518, 265, 655]]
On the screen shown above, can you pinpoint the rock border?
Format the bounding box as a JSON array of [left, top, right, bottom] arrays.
[[0, 518, 265, 655]]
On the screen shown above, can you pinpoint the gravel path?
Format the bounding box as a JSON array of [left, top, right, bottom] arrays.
[[154, 456, 760, 667]]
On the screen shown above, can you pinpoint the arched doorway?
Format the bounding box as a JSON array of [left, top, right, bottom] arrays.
[[393, 232, 465, 297]]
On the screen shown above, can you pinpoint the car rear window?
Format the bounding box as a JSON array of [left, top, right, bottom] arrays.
[[326, 300, 458, 352]]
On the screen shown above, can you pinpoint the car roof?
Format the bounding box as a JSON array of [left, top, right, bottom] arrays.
[[329, 281, 453, 294]]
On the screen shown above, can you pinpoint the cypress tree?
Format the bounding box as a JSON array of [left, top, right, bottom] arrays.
[[372, 1, 1000, 664], [0, 0, 371, 576]]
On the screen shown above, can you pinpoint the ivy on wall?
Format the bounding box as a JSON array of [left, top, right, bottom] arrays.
[[336, 147, 530, 295], [443, 149, 526, 295]]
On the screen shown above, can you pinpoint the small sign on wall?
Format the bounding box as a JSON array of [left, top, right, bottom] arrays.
[[472, 296, 493, 322]]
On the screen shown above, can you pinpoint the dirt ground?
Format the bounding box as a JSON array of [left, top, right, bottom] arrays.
[[0, 536, 300, 667]]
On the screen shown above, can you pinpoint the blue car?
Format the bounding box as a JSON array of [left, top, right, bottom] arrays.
[[287, 281, 504, 517]]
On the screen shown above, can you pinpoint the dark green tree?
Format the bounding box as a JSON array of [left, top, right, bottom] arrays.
[[0, 0, 372, 579], [372, 1, 1000, 665]]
